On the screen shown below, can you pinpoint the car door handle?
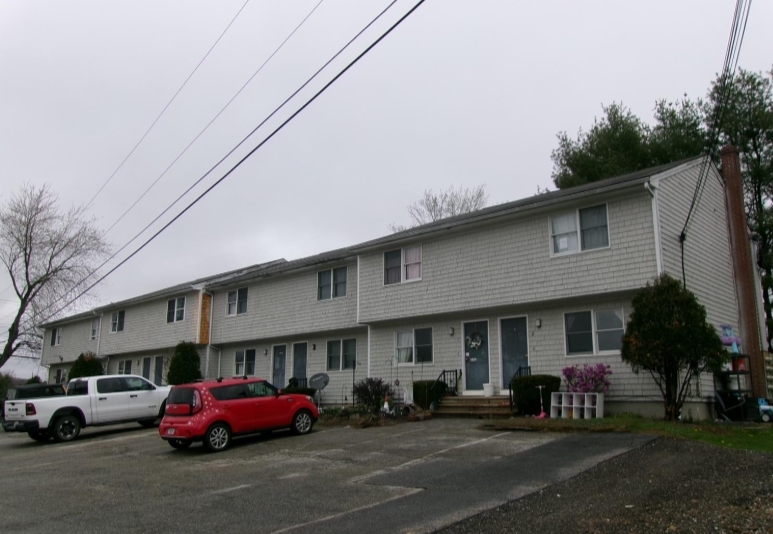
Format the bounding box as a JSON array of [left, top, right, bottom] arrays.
[[130, 394, 138, 398], [98, 397, 107, 401]]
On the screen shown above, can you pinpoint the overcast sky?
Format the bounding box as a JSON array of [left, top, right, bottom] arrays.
[[1, 0, 772, 376]]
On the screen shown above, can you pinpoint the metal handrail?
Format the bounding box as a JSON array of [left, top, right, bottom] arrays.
[[427, 369, 461, 410], [508, 366, 532, 411]]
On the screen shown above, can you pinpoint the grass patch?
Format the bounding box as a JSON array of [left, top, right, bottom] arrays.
[[481, 414, 773, 453]]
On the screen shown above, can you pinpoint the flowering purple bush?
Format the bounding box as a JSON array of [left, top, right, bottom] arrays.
[[562, 363, 612, 393]]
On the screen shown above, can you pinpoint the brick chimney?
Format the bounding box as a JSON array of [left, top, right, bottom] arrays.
[[722, 145, 768, 398]]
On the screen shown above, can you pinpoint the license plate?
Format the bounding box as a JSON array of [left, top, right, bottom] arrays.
[[166, 428, 176, 435]]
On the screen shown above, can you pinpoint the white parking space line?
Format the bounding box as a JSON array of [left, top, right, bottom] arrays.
[[211, 484, 252, 494], [347, 432, 511, 484], [268, 487, 423, 534]]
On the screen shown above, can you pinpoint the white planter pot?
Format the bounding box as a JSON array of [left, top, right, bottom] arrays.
[[483, 383, 494, 397]]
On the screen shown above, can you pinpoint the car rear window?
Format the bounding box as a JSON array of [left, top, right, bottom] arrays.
[[67, 381, 89, 396], [210, 384, 249, 401], [167, 387, 196, 405]]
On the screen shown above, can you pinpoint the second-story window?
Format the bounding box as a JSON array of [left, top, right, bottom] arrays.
[[384, 245, 422, 285], [50, 328, 61, 347], [318, 267, 347, 300], [167, 296, 186, 323], [551, 205, 609, 255], [111, 310, 125, 333], [227, 288, 248, 316], [90, 319, 100, 340]]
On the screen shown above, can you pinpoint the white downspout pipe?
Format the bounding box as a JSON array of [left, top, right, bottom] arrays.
[[204, 290, 215, 379]]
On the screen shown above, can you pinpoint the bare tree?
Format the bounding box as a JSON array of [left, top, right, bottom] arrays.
[[0, 184, 110, 370], [389, 184, 488, 232]]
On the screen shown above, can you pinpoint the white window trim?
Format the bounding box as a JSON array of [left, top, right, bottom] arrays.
[[167, 296, 186, 323], [90, 318, 100, 341], [563, 307, 625, 357], [326, 338, 357, 372], [383, 244, 423, 286], [548, 203, 611, 258], [226, 288, 248, 317], [393, 328, 434, 366], [234, 348, 257, 376], [317, 266, 348, 301], [110, 311, 125, 334]]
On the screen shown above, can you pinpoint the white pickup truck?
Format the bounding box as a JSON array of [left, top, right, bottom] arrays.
[[2, 374, 170, 443]]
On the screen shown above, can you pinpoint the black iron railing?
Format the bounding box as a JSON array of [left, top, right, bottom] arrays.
[[508, 366, 532, 411], [288, 377, 308, 388], [430, 369, 461, 399]]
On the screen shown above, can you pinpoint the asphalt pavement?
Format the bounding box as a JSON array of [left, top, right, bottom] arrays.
[[0, 419, 652, 534]]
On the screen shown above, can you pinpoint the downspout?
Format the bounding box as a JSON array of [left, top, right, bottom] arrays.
[[94, 312, 105, 372], [645, 180, 663, 274], [196, 288, 204, 344], [204, 290, 214, 379]]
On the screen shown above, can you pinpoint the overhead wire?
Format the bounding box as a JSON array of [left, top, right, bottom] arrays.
[[34, 0, 425, 328], [84, 0, 252, 211], [101, 0, 326, 236]]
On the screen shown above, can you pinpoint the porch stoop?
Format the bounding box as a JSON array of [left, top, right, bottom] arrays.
[[433, 395, 513, 419]]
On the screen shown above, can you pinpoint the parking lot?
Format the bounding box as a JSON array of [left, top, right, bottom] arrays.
[[0, 419, 651, 534]]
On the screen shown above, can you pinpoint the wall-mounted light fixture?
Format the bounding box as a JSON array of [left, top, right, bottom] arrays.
[[312, 344, 316, 350], [58, 355, 63, 362], [264, 349, 268, 356], [535, 319, 542, 328], [448, 327, 454, 336]]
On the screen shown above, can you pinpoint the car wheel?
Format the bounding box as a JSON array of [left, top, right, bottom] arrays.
[[762, 412, 771, 423], [167, 439, 192, 450], [291, 410, 313, 435], [52, 414, 81, 443], [27, 430, 50, 442], [138, 420, 156, 428], [204, 423, 231, 452]]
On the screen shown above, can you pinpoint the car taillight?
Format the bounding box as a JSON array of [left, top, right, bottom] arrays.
[[26, 403, 36, 416], [191, 390, 203, 414]]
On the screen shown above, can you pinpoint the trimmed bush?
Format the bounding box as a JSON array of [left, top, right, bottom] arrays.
[[281, 387, 316, 397], [352, 377, 394, 415], [412, 380, 447, 411], [68, 352, 105, 379], [167, 342, 202, 385], [510, 374, 561, 415]]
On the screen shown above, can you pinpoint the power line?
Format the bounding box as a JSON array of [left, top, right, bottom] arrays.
[[84, 0, 251, 211], [36, 0, 426, 328], [101, 0, 325, 236], [36, 0, 400, 324]]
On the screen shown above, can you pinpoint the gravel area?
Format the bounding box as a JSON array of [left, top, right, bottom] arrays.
[[436, 438, 773, 534]]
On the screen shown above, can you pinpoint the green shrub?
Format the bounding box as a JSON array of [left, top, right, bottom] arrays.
[[167, 342, 202, 385], [412, 380, 447, 411], [352, 377, 394, 415], [510, 374, 561, 415], [68, 352, 105, 379], [281, 387, 316, 397]]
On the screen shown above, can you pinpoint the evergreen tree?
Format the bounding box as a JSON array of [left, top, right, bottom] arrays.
[[167, 342, 202, 385], [68, 352, 105, 379]]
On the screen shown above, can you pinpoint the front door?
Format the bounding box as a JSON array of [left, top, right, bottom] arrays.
[[142, 357, 152, 380], [293, 343, 307, 383], [273, 345, 286, 388], [501, 317, 529, 387], [153, 356, 164, 385], [463, 321, 489, 391]]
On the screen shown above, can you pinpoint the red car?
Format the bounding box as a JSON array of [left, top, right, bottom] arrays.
[[159, 377, 318, 452]]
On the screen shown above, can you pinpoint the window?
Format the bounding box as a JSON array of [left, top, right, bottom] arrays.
[[125, 377, 152, 390], [90, 319, 100, 340], [67, 380, 88, 396], [211, 384, 249, 401], [96, 377, 126, 394], [565, 308, 625, 355], [235, 349, 256, 376], [118, 359, 133, 375], [551, 205, 609, 254], [227, 288, 248, 316], [111, 310, 125, 333], [327, 340, 341, 371], [318, 267, 347, 300], [395, 328, 433, 364], [167, 296, 186, 323], [247, 381, 277, 397], [342, 339, 357, 370], [55, 369, 64, 384], [50, 328, 61, 347], [384, 245, 422, 285]]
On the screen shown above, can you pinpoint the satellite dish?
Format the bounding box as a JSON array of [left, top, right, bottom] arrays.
[[309, 373, 330, 391]]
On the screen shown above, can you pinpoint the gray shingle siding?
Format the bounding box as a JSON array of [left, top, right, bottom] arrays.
[[210, 262, 358, 345], [40, 318, 99, 365], [358, 191, 658, 323]]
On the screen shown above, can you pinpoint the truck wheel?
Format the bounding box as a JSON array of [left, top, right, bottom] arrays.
[[168, 439, 191, 450], [52, 414, 81, 442], [762, 412, 771, 423], [27, 430, 50, 442]]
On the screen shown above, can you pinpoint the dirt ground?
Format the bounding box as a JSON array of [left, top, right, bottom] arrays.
[[436, 438, 773, 534]]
